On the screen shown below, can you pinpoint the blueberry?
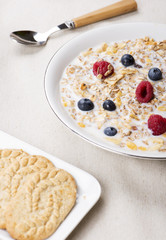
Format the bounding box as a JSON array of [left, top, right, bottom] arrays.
[[148, 68, 162, 81], [103, 100, 116, 111], [78, 98, 94, 111], [121, 54, 135, 67], [104, 127, 117, 136]]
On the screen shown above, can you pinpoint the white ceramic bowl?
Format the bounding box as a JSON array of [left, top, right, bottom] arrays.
[[44, 23, 166, 160]]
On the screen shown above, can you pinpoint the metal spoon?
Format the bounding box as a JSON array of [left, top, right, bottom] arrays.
[[10, 0, 137, 46], [10, 22, 74, 46]]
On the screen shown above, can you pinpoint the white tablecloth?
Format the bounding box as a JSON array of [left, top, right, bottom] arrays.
[[1, 0, 166, 239]]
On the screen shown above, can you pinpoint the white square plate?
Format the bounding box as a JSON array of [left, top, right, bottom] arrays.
[[0, 130, 101, 240]]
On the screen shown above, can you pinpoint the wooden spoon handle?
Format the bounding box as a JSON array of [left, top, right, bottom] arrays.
[[72, 0, 137, 28]]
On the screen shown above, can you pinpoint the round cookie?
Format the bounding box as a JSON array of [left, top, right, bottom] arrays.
[[5, 168, 77, 240], [0, 151, 54, 229], [0, 149, 29, 228]]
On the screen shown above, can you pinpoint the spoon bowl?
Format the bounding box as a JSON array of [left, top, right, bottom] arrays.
[[10, 31, 48, 46]]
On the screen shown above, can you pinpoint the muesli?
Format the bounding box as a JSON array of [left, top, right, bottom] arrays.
[[60, 37, 166, 151]]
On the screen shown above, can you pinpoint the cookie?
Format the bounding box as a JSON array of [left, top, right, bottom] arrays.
[[0, 149, 29, 228], [5, 168, 77, 240], [0, 150, 54, 229], [0, 149, 28, 176]]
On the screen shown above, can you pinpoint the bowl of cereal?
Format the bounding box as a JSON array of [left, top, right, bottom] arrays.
[[44, 22, 166, 159]]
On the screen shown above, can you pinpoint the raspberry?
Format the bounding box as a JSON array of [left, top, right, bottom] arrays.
[[93, 61, 114, 79], [148, 114, 166, 136], [136, 81, 154, 103]]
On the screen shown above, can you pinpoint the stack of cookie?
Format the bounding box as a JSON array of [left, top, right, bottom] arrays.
[[0, 149, 77, 240]]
